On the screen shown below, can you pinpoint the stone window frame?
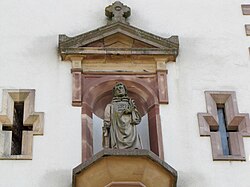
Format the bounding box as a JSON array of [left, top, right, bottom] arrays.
[[198, 91, 250, 161], [0, 89, 44, 160], [242, 4, 250, 15], [241, 5, 250, 53]]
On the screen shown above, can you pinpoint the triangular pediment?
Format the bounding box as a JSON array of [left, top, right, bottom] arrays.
[[58, 1, 179, 62], [59, 22, 179, 52], [84, 33, 156, 49]]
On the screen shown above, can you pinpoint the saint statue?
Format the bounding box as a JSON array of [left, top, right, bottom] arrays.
[[102, 82, 142, 149]]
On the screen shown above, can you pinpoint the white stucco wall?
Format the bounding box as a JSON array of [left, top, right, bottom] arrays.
[[0, 0, 250, 186]]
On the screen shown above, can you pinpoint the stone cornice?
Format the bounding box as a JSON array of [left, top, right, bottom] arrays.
[[59, 21, 179, 61]]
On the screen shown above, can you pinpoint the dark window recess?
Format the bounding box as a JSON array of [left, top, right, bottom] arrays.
[[217, 106, 230, 155], [2, 102, 33, 155]]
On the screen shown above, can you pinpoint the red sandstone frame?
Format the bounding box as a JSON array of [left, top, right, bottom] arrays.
[[198, 91, 250, 161], [58, 3, 179, 161]]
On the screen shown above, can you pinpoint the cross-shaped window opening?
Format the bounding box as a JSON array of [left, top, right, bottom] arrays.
[[209, 104, 239, 156], [2, 102, 33, 155], [198, 91, 250, 161], [216, 104, 230, 155]]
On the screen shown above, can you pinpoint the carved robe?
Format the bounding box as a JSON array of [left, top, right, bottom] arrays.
[[104, 97, 142, 149]]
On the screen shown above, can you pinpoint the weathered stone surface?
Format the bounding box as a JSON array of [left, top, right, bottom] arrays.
[[59, 23, 178, 60], [58, 1, 179, 61], [105, 1, 131, 24], [198, 91, 250, 161], [0, 89, 44, 160], [73, 149, 177, 187], [82, 114, 93, 161], [103, 82, 142, 149], [245, 24, 250, 36], [148, 104, 164, 160], [59, 1, 178, 163], [242, 4, 250, 15]]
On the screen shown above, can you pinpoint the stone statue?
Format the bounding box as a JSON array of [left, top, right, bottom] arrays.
[[102, 82, 142, 149]]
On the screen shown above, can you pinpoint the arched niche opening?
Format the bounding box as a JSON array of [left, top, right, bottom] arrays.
[[81, 76, 164, 161]]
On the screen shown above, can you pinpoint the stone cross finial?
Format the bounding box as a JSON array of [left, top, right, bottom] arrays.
[[105, 1, 131, 24]]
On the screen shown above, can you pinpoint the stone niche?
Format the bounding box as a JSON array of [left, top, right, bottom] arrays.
[[59, 1, 179, 161], [58, 1, 179, 187]]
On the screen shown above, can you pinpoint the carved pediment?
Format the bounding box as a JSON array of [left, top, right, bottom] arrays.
[[59, 19, 179, 61], [58, 1, 179, 109], [84, 33, 156, 49], [59, 21, 178, 48]]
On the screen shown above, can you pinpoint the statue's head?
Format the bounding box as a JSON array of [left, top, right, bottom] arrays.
[[113, 82, 128, 97]]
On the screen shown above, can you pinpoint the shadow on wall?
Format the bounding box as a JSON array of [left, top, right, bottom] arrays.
[[40, 169, 71, 187], [177, 170, 206, 187]]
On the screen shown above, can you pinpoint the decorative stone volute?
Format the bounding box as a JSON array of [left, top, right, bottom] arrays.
[[105, 1, 131, 24]]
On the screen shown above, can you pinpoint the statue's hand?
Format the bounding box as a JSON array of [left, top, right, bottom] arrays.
[[104, 121, 111, 128], [124, 108, 132, 114]]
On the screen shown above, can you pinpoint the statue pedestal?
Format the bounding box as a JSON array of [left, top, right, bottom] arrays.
[[72, 149, 177, 187]]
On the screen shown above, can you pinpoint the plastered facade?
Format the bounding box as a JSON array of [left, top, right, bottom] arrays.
[[0, 0, 250, 187]]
